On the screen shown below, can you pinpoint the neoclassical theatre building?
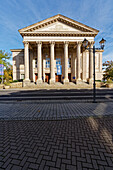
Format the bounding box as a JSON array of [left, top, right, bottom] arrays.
[[11, 14, 103, 86]]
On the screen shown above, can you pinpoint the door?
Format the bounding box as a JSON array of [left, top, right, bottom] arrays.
[[45, 73, 50, 83], [35, 73, 38, 82], [56, 74, 61, 82], [68, 73, 71, 82]]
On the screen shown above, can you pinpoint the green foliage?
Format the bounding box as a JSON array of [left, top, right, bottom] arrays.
[[0, 50, 12, 84], [4, 81, 10, 86], [4, 65, 13, 84], [95, 80, 101, 82], [0, 50, 11, 67], [103, 60, 113, 81], [106, 79, 113, 84], [10, 79, 23, 83]]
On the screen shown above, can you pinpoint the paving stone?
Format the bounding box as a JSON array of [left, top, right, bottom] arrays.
[[56, 158, 61, 168], [0, 115, 113, 169], [29, 163, 39, 169], [11, 165, 22, 170], [66, 164, 76, 170], [11, 159, 20, 165]]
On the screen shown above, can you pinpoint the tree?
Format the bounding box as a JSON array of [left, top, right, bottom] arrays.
[[4, 65, 13, 84], [0, 50, 12, 84], [103, 60, 113, 81], [0, 50, 11, 67]]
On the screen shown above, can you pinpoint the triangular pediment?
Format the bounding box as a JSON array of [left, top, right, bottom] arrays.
[[34, 21, 83, 32], [19, 14, 99, 35]]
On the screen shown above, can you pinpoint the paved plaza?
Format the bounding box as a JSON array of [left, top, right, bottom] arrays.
[[0, 100, 113, 169], [0, 117, 113, 170], [0, 102, 113, 120]]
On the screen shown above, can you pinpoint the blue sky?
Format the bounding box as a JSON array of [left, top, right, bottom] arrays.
[[0, 0, 113, 64]]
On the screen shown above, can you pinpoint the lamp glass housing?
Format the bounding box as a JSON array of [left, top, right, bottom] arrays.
[[99, 38, 106, 49], [82, 38, 88, 48]]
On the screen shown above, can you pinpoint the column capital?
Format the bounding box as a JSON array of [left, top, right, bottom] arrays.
[[89, 41, 95, 46], [49, 41, 55, 45], [36, 41, 42, 45], [23, 41, 29, 45], [76, 41, 82, 45], [64, 41, 69, 45]]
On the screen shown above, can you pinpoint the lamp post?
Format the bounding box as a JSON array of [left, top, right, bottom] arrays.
[[2, 60, 4, 84], [82, 38, 106, 103]]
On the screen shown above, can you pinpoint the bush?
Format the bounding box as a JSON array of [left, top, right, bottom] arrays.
[[10, 79, 23, 83], [106, 79, 113, 84], [18, 79, 23, 82], [95, 80, 101, 82], [4, 82, 10, 86]]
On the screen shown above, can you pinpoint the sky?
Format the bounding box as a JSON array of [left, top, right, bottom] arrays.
[[0, 0, 113, 64]]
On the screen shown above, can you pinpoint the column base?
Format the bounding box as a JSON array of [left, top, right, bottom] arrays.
[[82, 79, 87, 82], [63, 79, 69, 84], [37, 79, 42, 84], [76, 79, 82, 84], [23, 79, 31, 87], [49, 79, 55, 84], [88, 78, 93, 84]]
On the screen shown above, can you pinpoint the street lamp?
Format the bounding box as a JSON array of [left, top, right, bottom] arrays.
[[82, 38, 106, 103]]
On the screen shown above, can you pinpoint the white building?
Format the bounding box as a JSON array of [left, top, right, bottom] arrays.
[[11, 14, 103, 87]]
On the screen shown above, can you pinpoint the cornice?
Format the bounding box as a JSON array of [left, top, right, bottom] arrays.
[[21, 32, 97, 37], [10, 49, 24, 52]]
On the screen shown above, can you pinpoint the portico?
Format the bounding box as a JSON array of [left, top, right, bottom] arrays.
[[11, 14, 103, 87]]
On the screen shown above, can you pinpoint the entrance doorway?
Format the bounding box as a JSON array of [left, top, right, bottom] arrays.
[[55, 74, 61, 82], [35, 73, 38, 82], [68, 73, 71, 82], [45, 73, 50, 83]]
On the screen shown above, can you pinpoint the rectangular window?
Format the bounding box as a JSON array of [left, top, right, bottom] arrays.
[[35, 58, 37, 68], [68, 55, 71, 68], [46, 58, 50, 68], [56, 58, 61, 67], [21, 74, 25, 80]]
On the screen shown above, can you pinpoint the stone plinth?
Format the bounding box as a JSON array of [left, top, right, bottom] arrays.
[[76, 79, 82, 84], [10, 82, 22, 88], [63, 79, 69, 84], [36, 79, 42, 84], [88, 79, 93, 85], [23, 79, 31, 87], [49, 79, 55, 84]]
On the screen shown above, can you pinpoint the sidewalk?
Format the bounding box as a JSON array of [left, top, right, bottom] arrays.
[[0, 117, 113, 170], [0, 101, 113, 120], [0, 102, 113, 170]]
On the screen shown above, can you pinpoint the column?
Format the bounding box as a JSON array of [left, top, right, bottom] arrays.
[[89, 42, 94, 84], [30, 50, 33, 81], [63, 41, 69, 84], [37, 41, 42, 84], [76, 42, 81, 84], [32, 58, 35, 82], [23, 42, 30, 86], [82, 51, 86, 81], [49, 41, 55, 84]]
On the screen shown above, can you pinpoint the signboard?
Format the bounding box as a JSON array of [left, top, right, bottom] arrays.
[[57, 65, 62, 75], [0, 64, 4, 76]]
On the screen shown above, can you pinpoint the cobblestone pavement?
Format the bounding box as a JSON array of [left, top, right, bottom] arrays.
[[0, 102, 113, 120], [0, 117, 113, 170]]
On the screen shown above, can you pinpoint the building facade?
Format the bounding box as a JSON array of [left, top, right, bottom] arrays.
[[11, 14, 103, 86]]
